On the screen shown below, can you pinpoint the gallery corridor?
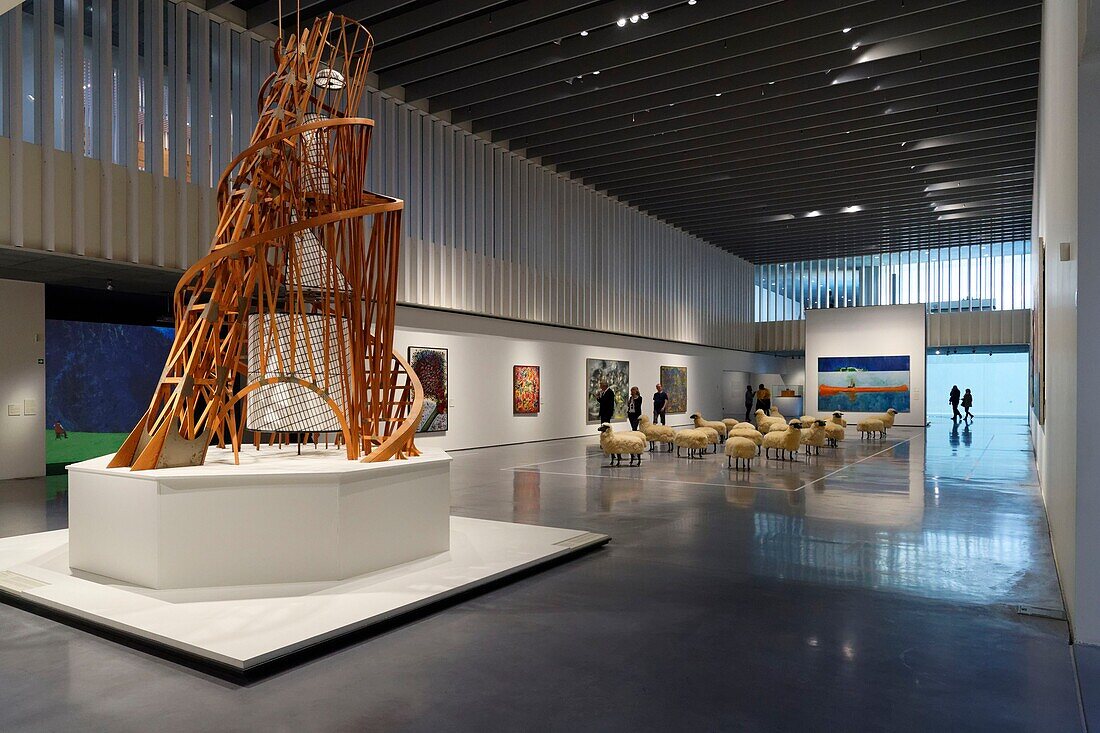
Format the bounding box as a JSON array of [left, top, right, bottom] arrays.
[[0, 419, 1083, 731]]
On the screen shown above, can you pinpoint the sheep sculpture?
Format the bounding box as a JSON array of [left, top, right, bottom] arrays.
[[729, 426, 763, 449], [755, 409, 786, 432], [690, 413, 727, 440], [800, 420, 828, 455], [725, 436, 757, 469], [733, 422, 756, 431], [638, 414, 675, 452], [598, 423, 645, 466], [824, 421, 846, 448], [674, 428, 709, 459], [770, 406, 784, 418], [858, 418, 886, 440], [830, 411, 847, 428], [799, 416, 819, 429], [878, 408, 899, 430], [762, 421, 802, 460], [696, 425, 721, 453], [722, 418, 741, 433]]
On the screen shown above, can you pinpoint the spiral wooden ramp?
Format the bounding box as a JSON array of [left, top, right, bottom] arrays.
[[109, 14, 422, 470]]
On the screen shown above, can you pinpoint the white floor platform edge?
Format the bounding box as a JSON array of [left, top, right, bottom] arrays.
[[0, 517, 608, 670]]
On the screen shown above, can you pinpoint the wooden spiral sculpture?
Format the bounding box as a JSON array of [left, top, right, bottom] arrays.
[[110, 14, 422, 470]]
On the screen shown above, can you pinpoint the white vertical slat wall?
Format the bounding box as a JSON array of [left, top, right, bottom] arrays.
[[0, 0, 756, 351]]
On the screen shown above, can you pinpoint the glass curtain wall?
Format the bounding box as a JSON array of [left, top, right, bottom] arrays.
[[0, 0, 273, 187], [754, 242, 1033, 322]]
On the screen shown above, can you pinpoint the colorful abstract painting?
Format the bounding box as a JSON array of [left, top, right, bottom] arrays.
[[408, 346, 448, 432], [818, 355, 911, 413], [660, 366, 687, 414], [513, 365, 540, 414], [586, 358, 629, 422]]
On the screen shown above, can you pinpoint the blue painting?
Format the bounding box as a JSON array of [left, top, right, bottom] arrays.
[[45, 320, 175, 433], [817, 355, 911, 413]]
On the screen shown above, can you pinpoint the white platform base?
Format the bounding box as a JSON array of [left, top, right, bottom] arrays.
[[0, 518, 607, 670], [67, 448, 452, 589]]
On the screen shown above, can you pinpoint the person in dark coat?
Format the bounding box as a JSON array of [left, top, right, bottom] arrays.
[[962, 388, 974, 421], [653, 383, 669, 425], [627, 386, 642, 431], [744, 385, 756, 422], [597, 380, 615, 424], [949, 385, 962, 421], [755, 384, 772, 416]]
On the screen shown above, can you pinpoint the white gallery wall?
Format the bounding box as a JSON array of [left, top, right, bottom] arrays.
[[805, 304, 927, 427], [393, 305, 799, 452], [0, 279, 45, 479]]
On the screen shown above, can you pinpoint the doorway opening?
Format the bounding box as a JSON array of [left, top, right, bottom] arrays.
[[927, 348, 1028, 418]]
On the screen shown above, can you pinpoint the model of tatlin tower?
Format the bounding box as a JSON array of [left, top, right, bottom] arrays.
[[110, 14, 422, 470]]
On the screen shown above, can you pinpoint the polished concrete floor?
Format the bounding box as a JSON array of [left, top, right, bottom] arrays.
[[0, 418, 1086, 731]]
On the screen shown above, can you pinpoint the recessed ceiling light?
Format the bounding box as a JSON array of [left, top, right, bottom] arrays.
[[715, 92, 721, 97], [630, 14, 639, 23], [806, 210, 822, 217], [617, 18, 627, 26], [843, 205, 861, 213], [688, 0, 697, 5], [768, 81, 775, 85], [593, 70, 600, 75], [851, 44, 859, 51], [640, 12, 649, 19], [842, 27, 852, 33], [580, 30, 588, 36]]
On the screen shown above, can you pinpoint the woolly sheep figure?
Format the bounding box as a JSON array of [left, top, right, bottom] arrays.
[[761, 421, 802, 460], [696, 425, 721, 453], [598, 423, 645, 466], [755, 409, 786, 432], [879, 408, 899, 429], [722, 418, 741, 433], [799, 416, 818, 428], [830, 411, 847, 428], [725, 436, 757, 469], [766, 421, 789, 433], [690, 413, 728, 439], [770, 406, 784, 419], [638, 414, 676, 452], [674, 428, 709, 459], [858, 418, 886, 440], [733, 422, 756, 431], [800, 420, 828, 455], [729, 427, 763, 447], [824, 421, 846, 447]]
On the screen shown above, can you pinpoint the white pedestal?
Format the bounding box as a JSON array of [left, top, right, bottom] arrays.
[[67, 447, 451, 589]]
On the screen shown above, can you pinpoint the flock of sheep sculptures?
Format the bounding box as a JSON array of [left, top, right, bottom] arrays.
[[597, 407, 900, 469]]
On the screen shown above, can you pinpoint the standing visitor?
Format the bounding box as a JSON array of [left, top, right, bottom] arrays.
[[597, 380, 615, 425], [962, 388, 974, 421], [949, 385, 962, 421], [755, 384, 772, 416], [744, 385, 756, 422], [627, 387, 642, 431], [653, 383, 669, 425]]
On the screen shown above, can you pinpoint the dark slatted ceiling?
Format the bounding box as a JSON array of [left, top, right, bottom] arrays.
[[243, 0, 1038, 264]]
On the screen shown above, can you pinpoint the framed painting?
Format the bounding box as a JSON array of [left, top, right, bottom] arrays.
[[586, 358, 629, 422], [513, 365, 540, 414], [1031, 238, 1045, 424], [660, 366, 687, 414], [817, 355, 911, 413], [408, 346, 448, 432]]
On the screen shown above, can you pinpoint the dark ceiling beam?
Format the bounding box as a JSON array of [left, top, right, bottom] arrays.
[[532, 59, 1037, 163], [248, 0, 414, 30], [481, 23, 1038, 145], [379, 0, 694, 83], [408, 0, 844, 102], [452, 1, 1038, 124], [551, 75, 1036, 174], [587, 102, 1035, 191]]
